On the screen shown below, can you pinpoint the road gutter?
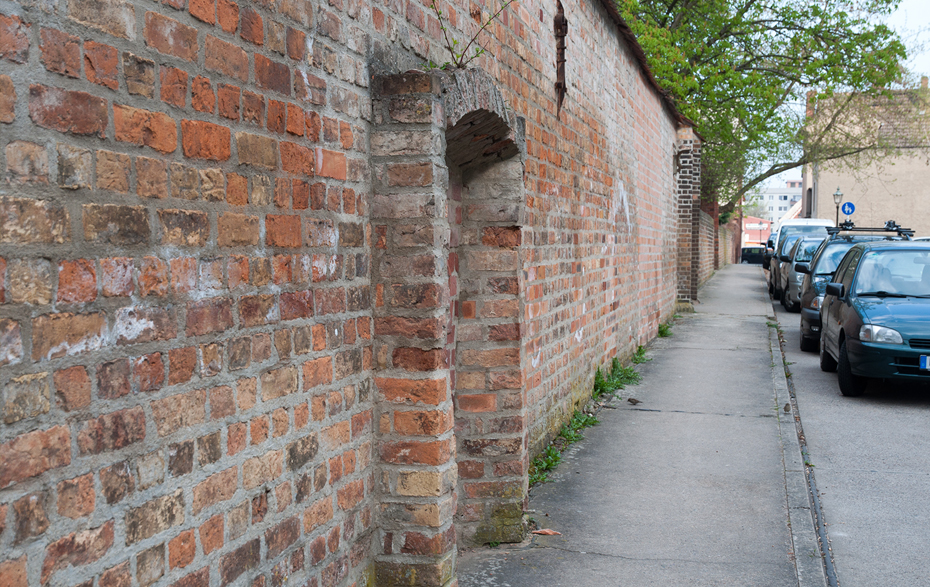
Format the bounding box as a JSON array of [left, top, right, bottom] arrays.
[[769, 323, 833, 587]]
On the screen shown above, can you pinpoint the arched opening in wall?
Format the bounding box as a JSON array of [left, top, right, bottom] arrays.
[[441, 98, 527, 546]]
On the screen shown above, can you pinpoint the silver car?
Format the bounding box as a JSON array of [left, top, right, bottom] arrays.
[[780, 236, 825, 312]]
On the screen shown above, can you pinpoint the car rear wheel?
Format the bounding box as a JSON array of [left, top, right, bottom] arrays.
[[800, 335, 818, 352], [820, 335, 837, 372], [838, 339, 868, 397]]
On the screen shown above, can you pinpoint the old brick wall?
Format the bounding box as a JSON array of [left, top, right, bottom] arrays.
[[0, 0, 374, 586], [0, 0, 697, 583], [698, 210, 716, 286]]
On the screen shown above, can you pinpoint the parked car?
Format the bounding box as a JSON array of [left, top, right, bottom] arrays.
[[741, 246, 765, 264], [764, 218, 833, 277], [770, 234, 803, 300], [779, 236, 824, 312], [797, 221, 914, 352], [819, 240, 930, 396]]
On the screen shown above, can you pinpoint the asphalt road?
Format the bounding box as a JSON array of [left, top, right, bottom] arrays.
[[772, 275, 930, 587]]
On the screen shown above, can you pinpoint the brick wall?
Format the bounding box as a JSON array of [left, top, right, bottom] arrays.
[[697, 210, 716, 286], [0, 0, 701, 584]]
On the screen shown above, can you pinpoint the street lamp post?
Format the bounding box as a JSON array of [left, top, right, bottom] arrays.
[[833, 187, 844, 226]]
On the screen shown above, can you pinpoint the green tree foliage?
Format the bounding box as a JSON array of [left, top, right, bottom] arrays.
[[615, 0, 909, 206]]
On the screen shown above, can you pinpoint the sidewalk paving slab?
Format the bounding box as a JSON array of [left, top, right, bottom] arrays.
[[457, 265, 827, 587]]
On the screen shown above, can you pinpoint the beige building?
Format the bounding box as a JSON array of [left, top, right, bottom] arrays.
[[802, 82, 930, 233]]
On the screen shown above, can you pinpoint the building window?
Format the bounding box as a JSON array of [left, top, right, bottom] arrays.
[[779, 195, 788, 201]]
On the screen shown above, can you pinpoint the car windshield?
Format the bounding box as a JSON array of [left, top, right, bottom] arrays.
[[854, 250, 930, 297], [814, 243, 856, 275], [796, 239, 824, 262], [779, 225, 829, 244], [779, 235, 802, 256]]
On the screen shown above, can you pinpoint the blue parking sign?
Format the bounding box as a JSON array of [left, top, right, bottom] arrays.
[[841, 202, 855, 215]]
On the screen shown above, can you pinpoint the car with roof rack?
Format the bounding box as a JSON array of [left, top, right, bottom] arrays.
[[795, 220, 913, 352], [818, 236, 930, 396]]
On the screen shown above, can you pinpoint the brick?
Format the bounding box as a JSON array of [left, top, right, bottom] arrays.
[[250, 416, 269, 445], [5, 141, 48, 184], [381, 439, 452, 466], [394, 409, 452, 436], [172, 567, 209, 587], [268, 99, 285, 133], [285, 27, 306, 60], [168, 347, 197, 384], [205, 35, 248, 81], [243, 450, 282, 489], [189, 0, 215, 23], [280, 141, 313, 174], [210, 385, 235, 418], [238, 294, 277, 327], [375, 377, 448, 406], [186, 298, 234, 336], [295, 72, 326, 106], [29, 85, 107, 137], [82, 42, 118, 91], [236, 132, 278, 169], [215, 213, 258, 247], [218, 84, 240, 119], [0, 74, 14, 122], [95, 151, 130, 193], [374, 316, 443, 339], [125, 490, 184, 544], [243, 90, 265, 124], [0, 557, 26, 587], [32, 312, 106, 362], [134, 353, 165, 393], [136, 450, 165, 490], [84, 204, 150, 245], [240, 7, 263, 44], [8, 258, 51, 304], [192, 75, 215, 113], [114, 306, 176, 345], [54, 259, 95, 304], [97, 358, 131, 399], [123, 52, 156, 97], [337, 479, 364, 511], [0, 197, 67, 244], [100, 562, 131, 587], [198, 431, 222, 464], [168, 441, 193, 477], [314, 148, 345, 180], [286, 433, 319, 471], [151, 389, 206, 436], [169, 530, 195, 569], [280, 290, 313, 320], [460, 348, 520, 367], [140, 256, 169, 297], [225, 172, 247, 205], [266, 517, 299, 560], [54, 366, 90, 411], [58, 143, 93, 189], [200, 515, 223, 554], [256, 54, 290, 95], [0, 14, 29, 63], [217, 0, 239, 31], [41, 521, 114, 584], [40, 28, 80, 78], [137, 543, 164, 587], [219, 539, 260, 586], [302, 497, 333, 533], [260, 365, 298, 400], [67, 0, 134, 38], [145, 12, 198, 61], [182, 120, 231, 160], [114, 105, 177, 154], [200, 168, 225, 200], [57, 473, 95, 519], [13, 492, 49, 542], [266, 214, 301, 247], [171, 163, 200, 199], [77, 407, 145, 454], [162, 66, 189, 106], [99, 461, 135, 505]]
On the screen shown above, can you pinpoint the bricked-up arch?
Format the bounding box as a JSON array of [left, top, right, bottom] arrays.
[[370, 68, 526, 587]]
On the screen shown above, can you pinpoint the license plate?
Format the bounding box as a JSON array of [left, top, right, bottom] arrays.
[[921, 356, 930, 370]]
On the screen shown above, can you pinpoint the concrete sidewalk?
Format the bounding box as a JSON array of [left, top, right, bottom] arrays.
[[457, 265, 827, 587]]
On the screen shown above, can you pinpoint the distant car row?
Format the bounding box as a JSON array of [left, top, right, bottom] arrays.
[[763, 219, 930, 396]]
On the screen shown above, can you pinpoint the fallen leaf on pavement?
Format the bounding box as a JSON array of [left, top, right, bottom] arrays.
[[532, 529, 561, 535]]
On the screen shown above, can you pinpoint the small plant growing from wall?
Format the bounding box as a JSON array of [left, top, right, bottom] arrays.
[[426, 0, 517, 69]]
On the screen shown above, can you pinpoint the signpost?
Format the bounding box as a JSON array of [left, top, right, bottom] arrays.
[[841, 202, 855, 216]]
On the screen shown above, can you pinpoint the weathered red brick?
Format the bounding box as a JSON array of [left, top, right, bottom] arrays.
[[0, 74, 15, 123], [134, 353, 165, 393], [381, 439, 453, 466], [83, 41, 119, 90], [144, 12, 198, 61], [192, 75, 215, 113], [280, 141, 314, 175], [97, 358, 130, 399], [125, 490, 184, 544], [40, 28, 81, 78], [219, 539, 260, 586], [114, 105, 177, 153], [255, 54, 290, 95], [77, 407, 145, 454], [151, 389, 206, 436], [41, 521, 114, 583], [29, 85, 107, 137], [31, 312, 106, 361], [217, 0, 239, 31], [186, 298, 234, 336], [54, 366, 91, 411], [0, 14, 29, 63], [189, 0, 215, 23], [83, 204, 150, 245], [265, 517, 299, 559], [205, 35, 248, 81], [161, 66, 188, 107], [57, 259, 97, 303], [182, 119, 231, 160], [316, 148, 346, 180], [240, 7, 263, 44], [57, 473, 95, 519]]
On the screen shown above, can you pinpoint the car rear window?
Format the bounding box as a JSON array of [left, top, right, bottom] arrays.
[[814, 242, 856, 275], [854, 250, 930, 296], [796, 240, 824, 262]]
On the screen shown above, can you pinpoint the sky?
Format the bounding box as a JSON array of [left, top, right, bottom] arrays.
[[766, 0, 929, 188]]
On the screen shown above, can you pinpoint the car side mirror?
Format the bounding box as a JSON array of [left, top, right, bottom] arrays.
[[779, 254, 790, 262], [825, 283, 844, 298], [794, 263, 810, 274]]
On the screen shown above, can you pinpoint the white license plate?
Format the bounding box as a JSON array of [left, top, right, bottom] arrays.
[[921, 356, 930, 370]]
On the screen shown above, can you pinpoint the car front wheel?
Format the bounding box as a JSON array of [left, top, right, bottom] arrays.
[[800, 335, 818, 352], [837, 339, 868, 397], [820, 335, 837, 372]]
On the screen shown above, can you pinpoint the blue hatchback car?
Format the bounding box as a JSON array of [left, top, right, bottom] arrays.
[[820, 241, 930, 396]]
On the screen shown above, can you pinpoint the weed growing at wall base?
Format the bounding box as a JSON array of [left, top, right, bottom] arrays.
[[529, 355, 642, 486]]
